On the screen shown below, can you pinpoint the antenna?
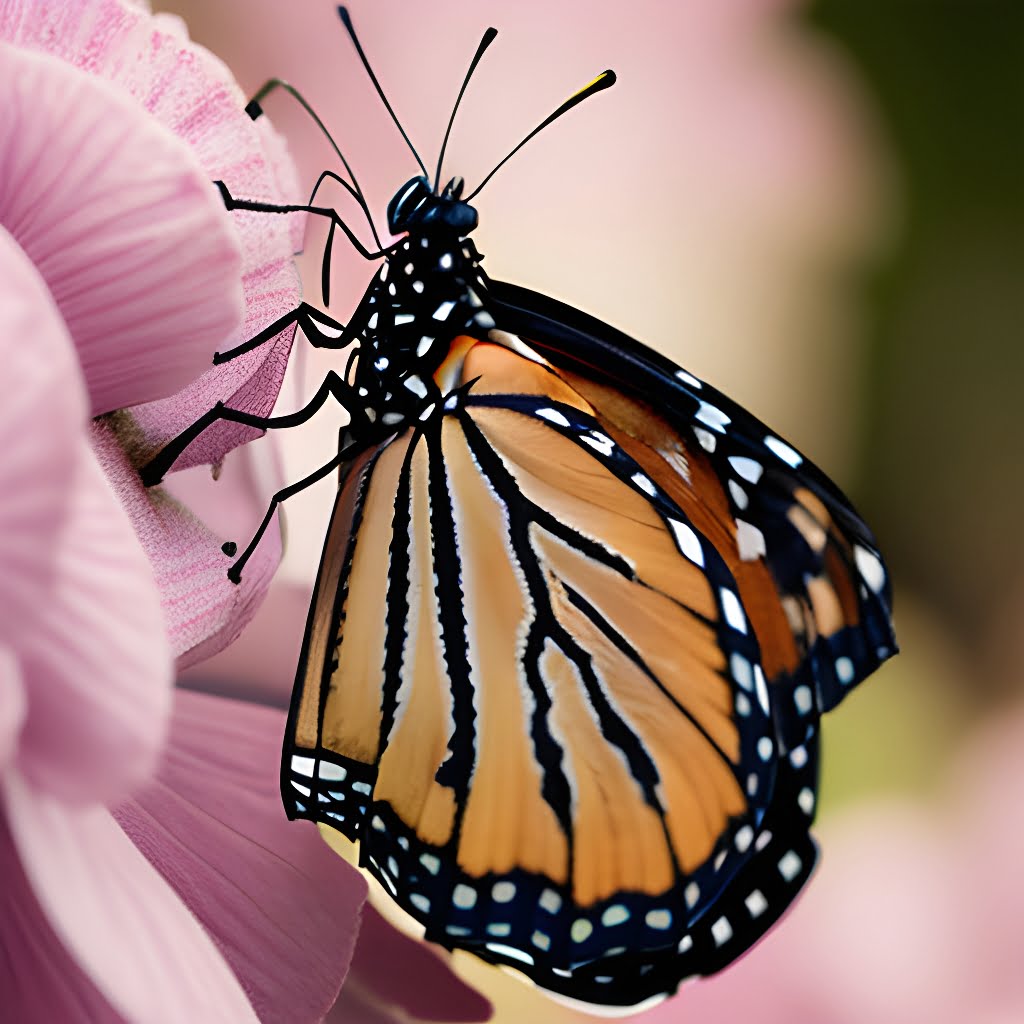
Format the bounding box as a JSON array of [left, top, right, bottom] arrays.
[[246, 78, 382, 248], [337, 6, 429, 179], [465, 70, 616, 201], [433, 27, 499, 193]]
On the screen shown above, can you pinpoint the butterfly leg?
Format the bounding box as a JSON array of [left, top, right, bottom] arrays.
[[213, 302, 353, 365], [139, 369, 366, 487], [223, 435, 363, 583]]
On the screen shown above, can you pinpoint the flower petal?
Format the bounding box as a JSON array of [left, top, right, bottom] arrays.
[[0, 812, 127, 1024], [92, 415, 281, 666], [0, 225, 85, 637], [16, 439, 172, 805], [331, 905, 493, 1024], [113, 689, 368, 1024], [0, 42, 243, 415], [4, 773, 259, 1023], [0, 648, 26, 774], [179, 580, 312, 708]]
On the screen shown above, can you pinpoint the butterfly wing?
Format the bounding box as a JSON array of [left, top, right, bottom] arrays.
[[281, 287, 894, 1009]]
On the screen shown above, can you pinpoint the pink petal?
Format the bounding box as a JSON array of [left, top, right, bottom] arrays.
[[332, 905, 492, 1024], [4, 773, 259, 1023], [16, 440, 172, 805], [179, 580, 312, 707], [0, 648, 26, 773], [0, 42, 243, 415], [0, 226, 85, 636], [0, 813, 126, 1023], [91, 416, 281, 666], [113, 689, 368, 1024]]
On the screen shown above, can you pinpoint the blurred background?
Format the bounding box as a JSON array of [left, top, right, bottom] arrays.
[[162, 1, 1023, 1020]]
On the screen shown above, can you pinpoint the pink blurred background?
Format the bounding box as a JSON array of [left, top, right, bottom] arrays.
[[164, 1, 1023, 1020]]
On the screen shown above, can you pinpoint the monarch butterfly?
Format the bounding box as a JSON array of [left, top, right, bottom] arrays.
[[143, 7, 896, 1011]]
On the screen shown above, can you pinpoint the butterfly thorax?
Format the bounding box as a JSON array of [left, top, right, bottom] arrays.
[[350, 175, 495, 431]]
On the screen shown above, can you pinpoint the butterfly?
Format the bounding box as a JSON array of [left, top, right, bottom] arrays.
[[142, 7, 896, 1012]]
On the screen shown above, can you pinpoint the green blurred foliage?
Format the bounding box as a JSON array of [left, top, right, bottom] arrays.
[[810, 0, 1024, 698]]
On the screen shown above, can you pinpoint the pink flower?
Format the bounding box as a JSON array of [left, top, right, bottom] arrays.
[[0, 0, 373, 1019], [1, 0, 308, 665]]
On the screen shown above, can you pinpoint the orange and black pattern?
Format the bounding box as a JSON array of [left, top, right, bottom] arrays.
[[282, 309, 895, 1008]]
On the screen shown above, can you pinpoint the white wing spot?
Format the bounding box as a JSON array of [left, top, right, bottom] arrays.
[[404, 375, 428, 398], [735, 825, 754, 852], [711, 917, 733, 947], [453, 884, 477, 909], [754, 665, 770, 714], [731, 652, 752, 690], [602, 904, 630, 927], [696, 402, 731, 434], [794, 685, 813, 715], [854, 544, 886, 593], [729, 456, 764, 484], [433, 300, 456, 321], [693, 426, 717, 452], [645, 909, 672, 930], [778, 850, 803, 882], [684, 882, 700, 909], [798, 787, 815, 816], [291, 755, 315, 777], [745, 890, 768, 919], [736, 520, 766, 561], [539, 889, 562, 914], [836, 656, 856, 685], [668, 519, 705, 566], [720, 588, 748, 633], [536, 407, 570, 427], [728, 480, 749, 510], [789, 745, 808, 769], [410, 893, 430, 913], [581, 433, 615, 456], [395, 313, 415, 326], [492, 881, 516, 903], [757, 736, 774, 761], [632, 472, 657, 496], [485, 943, 533, 966], [571, 919, 593, 943], [764, 435, 803, 468]]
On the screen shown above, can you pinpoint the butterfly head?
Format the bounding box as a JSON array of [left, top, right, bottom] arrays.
[[387, 175, 479, 236]]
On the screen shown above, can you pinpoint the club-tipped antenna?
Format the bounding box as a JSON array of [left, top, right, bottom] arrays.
[[247, 78, 383, 248], [465, 70, 616, 202], [433, 27, 499, 193], [337, 6, 429, 179]]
